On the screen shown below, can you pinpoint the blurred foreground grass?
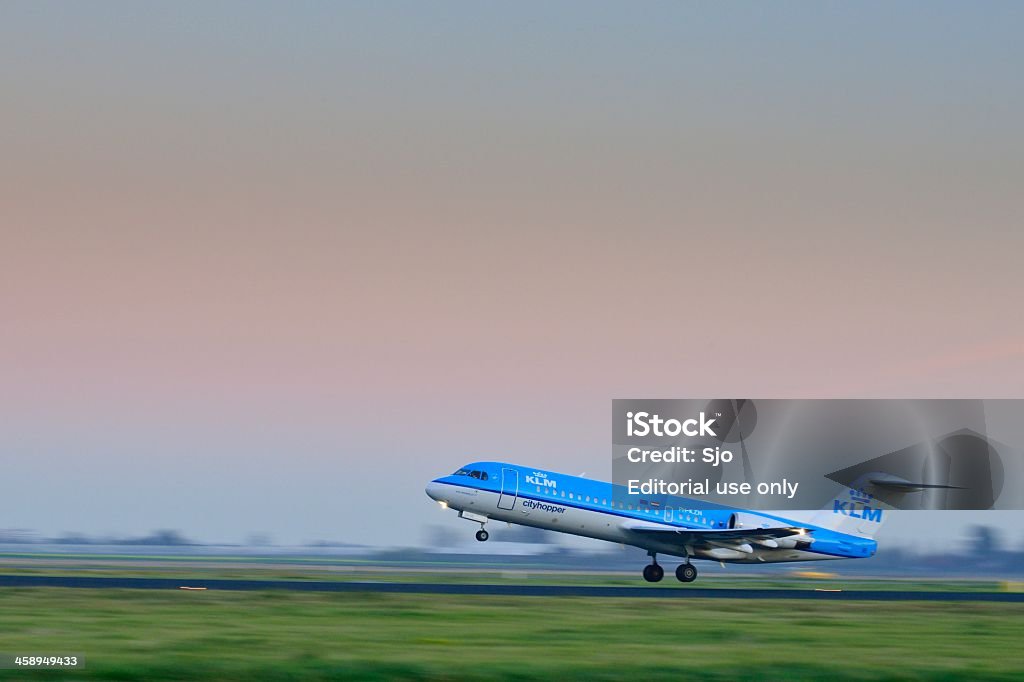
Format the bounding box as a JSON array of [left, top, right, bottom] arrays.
[[0, 588, 1022, 681]]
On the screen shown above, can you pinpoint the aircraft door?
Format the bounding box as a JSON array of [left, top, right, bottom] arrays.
[[497, 468, 519, 510]]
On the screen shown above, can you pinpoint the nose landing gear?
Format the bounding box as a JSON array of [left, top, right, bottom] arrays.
[[457, 510, 491, 542]]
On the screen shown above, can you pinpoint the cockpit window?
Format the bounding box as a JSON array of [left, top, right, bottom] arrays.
[[452, 468, 489, 481]]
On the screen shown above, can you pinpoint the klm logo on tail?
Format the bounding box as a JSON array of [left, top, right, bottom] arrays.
[[834, 488, 883, 523]]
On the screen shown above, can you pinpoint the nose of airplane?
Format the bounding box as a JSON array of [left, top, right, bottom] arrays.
[[425, 480, 443, 502]]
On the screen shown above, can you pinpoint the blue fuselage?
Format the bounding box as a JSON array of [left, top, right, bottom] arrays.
[[426, 461, 877, 563]]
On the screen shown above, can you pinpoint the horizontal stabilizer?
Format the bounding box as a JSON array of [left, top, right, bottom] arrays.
[[868, 475, 965, 493]]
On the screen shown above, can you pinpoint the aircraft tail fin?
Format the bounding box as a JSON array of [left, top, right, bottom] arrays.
[[807, 473, 962, 539]]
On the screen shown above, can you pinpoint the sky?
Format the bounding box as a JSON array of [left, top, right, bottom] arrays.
[[1, 2, 1022, 548]]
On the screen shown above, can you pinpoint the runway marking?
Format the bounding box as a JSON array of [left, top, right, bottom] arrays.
[[2, 575, 1023, 601]]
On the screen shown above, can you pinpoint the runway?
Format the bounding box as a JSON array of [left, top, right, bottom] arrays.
[[2, 575, 1023, 601]]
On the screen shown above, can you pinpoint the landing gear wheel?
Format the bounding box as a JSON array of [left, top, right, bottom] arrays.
[[475, 529, 489, 542], [676, 563, 698, 583], [642, 563, 664, 583]]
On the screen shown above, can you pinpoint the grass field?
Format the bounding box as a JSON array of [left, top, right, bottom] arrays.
[[1, 587, 1022, 681]]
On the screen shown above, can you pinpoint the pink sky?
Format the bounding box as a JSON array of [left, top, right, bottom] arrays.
[[1, 3, 1021, 545]]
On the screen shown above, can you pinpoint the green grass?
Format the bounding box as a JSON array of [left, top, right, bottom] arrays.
[[0, 588, 1022, 681]]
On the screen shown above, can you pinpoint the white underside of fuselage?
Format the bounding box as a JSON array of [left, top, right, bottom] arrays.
[[434, 482, 838, 564]]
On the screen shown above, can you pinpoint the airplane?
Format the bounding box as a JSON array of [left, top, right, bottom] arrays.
[[425, 461, 937, 583]]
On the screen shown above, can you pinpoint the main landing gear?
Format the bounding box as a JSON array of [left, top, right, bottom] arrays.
[[642, 552, 664, 582], [675, 561, 698, 583], [642, 553, 698, 583], [642, 562, 664, 582]]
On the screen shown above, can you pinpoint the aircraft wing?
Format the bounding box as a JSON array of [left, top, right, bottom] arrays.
[[621, 520, 805, 546]]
